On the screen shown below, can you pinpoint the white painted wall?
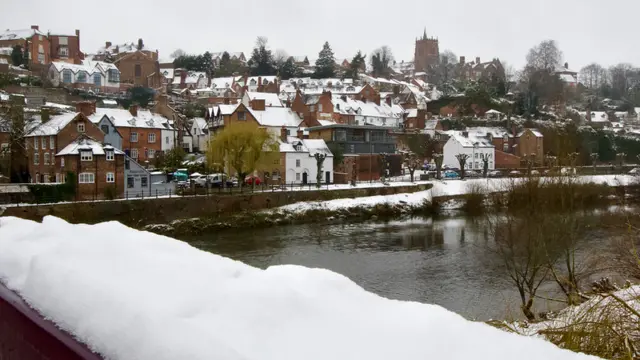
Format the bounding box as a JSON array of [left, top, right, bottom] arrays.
[[49, 65, 120, 92], [283, 152, 334, 184], [161, 129, 176, 152], [443, 137, 495, 171]]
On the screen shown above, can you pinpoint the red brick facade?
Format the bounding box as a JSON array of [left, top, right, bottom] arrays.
[[114, 51, 162, 88], [57, 148, 125, 200], [48, 31, 82, 64]]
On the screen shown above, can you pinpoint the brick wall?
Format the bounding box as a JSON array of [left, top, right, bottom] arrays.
[[59, 153, 125, 200], [118, 127, 162, 163], [494, 150, 520, 169]]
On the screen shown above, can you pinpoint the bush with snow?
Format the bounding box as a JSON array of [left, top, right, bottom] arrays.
[[0, 216, 599, 360]]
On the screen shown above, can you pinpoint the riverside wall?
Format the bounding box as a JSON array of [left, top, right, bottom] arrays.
[[4, 184, 432, 227]]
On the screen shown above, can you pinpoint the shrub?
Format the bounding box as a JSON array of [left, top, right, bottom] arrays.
[[461, 182, 486, 215], [103, 185, 117, 200], [27, 172, 76, 203]]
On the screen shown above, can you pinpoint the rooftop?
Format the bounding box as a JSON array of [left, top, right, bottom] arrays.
[[56, 135, 125, 156]]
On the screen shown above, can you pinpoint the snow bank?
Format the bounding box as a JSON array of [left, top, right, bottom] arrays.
[[0, 217, 599, 360]]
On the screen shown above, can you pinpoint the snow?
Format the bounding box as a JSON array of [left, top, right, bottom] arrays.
[[26, 112, 79, 136], [89, 108, 172, 130], [252, 107, 302, 128], [57, 136, 124, 156], [0, 216, 597, 360], [244, 91, 283, 107]]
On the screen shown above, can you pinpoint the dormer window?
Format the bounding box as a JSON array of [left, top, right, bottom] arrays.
[[295, 144, 302, 151], [80, 151, 93, 161], [77, 122, 85, 133], [106, 150, 114, 161]]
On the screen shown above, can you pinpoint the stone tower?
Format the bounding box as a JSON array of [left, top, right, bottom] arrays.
[[414, 28, 439, 73]]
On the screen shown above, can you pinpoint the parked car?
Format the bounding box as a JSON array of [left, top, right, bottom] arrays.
[[509, 170, 522, 177], [443, 170, 459, 179], [465, 170, 483, 178], [487, 170, 502, 178], [245, 175, 262, 186], [530, 170, 540, 176], [193, 175, 208, 187], [629, 168, 640, 175], [208, 173, 235, 188]]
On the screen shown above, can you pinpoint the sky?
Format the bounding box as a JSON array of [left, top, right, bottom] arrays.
[[1, 0, 637, 71]]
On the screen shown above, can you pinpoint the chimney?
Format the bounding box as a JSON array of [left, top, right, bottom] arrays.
[[285, 98, 291, 108], [223, 97, 230, 105], [476, 57, 480, 64], [386, 96, 392, 107], [180, 71, 187, 88], [41, 108, 50, 122], [105, 41, 112, 48], [564, 62, 569, 69], [75, 29, 80, 37], [75, 101, 95, 116], [31, 25, 39, 30], [297, 129, 304, 139], [251, 99, 265, 111], [462, 131, 469, 138], [129, 104, 138, 117], [460, 56, 465, 64], [280, 126, 287, 142]]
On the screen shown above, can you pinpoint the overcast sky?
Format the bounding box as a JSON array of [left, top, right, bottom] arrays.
[[1, 0, 636, 71]]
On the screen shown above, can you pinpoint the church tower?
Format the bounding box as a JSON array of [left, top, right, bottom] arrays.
[[414, 28, 439, 73]]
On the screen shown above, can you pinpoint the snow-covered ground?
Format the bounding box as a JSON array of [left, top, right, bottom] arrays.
[[273, 175, 634, 214], [0, 217, 597, 360]]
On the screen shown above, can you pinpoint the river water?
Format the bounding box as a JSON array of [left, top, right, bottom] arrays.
[[186, 211, 624, 321]]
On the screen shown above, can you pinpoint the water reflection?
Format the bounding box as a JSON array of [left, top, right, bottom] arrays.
[[185, 211, 626, 321]]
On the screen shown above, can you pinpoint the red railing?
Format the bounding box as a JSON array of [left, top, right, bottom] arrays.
[[0, 282, 103, 359]]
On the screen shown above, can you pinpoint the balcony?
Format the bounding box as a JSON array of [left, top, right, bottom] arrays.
[[328, 141, 396, 155]]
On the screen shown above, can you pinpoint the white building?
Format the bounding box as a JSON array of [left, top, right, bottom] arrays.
[[242, 91, 283, 108], [246, 76, 277, 92], [443, 131, 495, 171], [48, 59, 120, 93], [329, 95, 404, 128], [190, 118, 209, 153], [279, 137, 334, 184]]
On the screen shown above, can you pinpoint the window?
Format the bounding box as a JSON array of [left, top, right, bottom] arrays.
[[106, 172, 115, 183], [130, 132, 138, 142], [474, 153, 478, 159], [296, 159, 301, 167], [144, 148, 148, 159], [77, 122, 85, 133], [80, 151, 93, 161], [310, 105, 315, 112], [77, 72, 86, 83], [273, 159, 279, 165], [38, 54, 44, 64], [61, 157, 65, 167], [131, 148, 138, 159], [135, 64, 141, 77], [41, 137, 46, 149], [44, 153, 50, 165], [34, 137, 38, 150], [49, 136, 54, 150], [79, 173, 95, 184], [165, 136, 169, 144], [148, 133, 156, 143], [296, 173, 300, 181], [55, 173, 61, 183], [108, 69, 120, 83], [0, 143, 8, 156], [127, 176, 134, 188], [59, 36, 68, 45], [125, 158, 130, 170], [106, 150, 114, 161], [318, 104, 323, 112], [295, 144, 302, 151], [141, 177, 148, 188], [503, 143, 509, 152], [62, 70, 72, 83], [93, 73, 101, 86], [101, 125, 109, 134], [58, 47, 69, 57], [33, 153, 39, 165], [237, 111, 246, 120], [148, 149, 155, 158]]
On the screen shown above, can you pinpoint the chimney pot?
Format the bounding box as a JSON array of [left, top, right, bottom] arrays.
[[280, 126, 287, 142], [476, 57, 480, 64], [462, 131, 469, 138], [31, 25, 39, 30], [75, 29, 80, 37], [564, 62, 569, 69], [386, 96, 392, 107]]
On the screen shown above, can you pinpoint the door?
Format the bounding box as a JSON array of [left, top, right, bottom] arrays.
[[325, 171, 330, 184], [302, 172, 307, 184]]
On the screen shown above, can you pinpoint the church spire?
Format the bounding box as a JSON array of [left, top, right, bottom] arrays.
[[423, 27, 427, 40]]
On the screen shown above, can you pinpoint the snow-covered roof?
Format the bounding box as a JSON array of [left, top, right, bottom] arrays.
[[559, 74, 577, 83], [245, 91, 283, 107], [580, 111, 610, 123], [96, 42, 155, 55], [0, 28, 44, 41], [424, 120, 439, 130], [517, 129, 543, 138], [161, 69, 174, 80], [101, 99, 118, 106], [51, 59, 118, 76], [56, 136, 124, 156], [331, 95, 404, 120], [27, 112, 81, 136], [252, 107, 302, 128], [279, 137, 332, 156], [467, 127, 511, 139], [247, 76, 277, 85], [447, 130, 494, 148], [485, 109, 502, 114], [192, 118, 208, 131], [210, 77, 235, 89], [215, 104, 240, 116], [89, 108, 173, 130]]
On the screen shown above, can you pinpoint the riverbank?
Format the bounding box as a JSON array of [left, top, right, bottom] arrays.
[[145, 175, 638, 237]]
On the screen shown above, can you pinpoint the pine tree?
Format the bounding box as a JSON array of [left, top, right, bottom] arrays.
[[248, 37, 277, 76], [280, 58, 297, 80], [314, 41, 336, 79], [349, 51, 366, 80], [10, 45, 23, 66]]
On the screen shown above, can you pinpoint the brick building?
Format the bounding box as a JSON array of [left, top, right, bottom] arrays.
[[48, 30, 82, 64], [55, 135, 125, 200], [454, 56, 505, 82], [413, 29, 439, 74], [93, 40, 162, 88], [0, 26, 50, 66]]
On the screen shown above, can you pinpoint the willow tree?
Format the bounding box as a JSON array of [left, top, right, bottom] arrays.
[[207, 122, 279, 187], [455, 153, 470, 179]]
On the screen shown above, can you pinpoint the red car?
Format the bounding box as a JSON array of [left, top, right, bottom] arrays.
[[244, 176, 262, 185]]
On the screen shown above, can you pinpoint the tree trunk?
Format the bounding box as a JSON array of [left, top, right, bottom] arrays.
[[409, 169, 415, 183]]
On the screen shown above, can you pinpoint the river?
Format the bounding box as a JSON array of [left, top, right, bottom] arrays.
[[185, 211, 625, 321]]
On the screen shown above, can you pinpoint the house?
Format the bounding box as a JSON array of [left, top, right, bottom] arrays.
[[515, 128, 544, 165], [289, 56, 310, 66], [89, 110, 123, 150], [484, 109, 503, 121], [47, 59, 121, 93], [190, 118, 209, 153], [242, 91, 283, 108], [0, 26, 49, 65], [442, 130, 495, 171], [466, 127, 519, 168], [124, 157, 175, 197], [211, 52, 246, 67], [25, 103, 106, 183], [404, 108, 428, 131], [453, 56, 505, 82], [87, 105, 175, 163], [556, 63, 578, 88], [55, 135, 125, 200], [151, 94, 185, 151], [247, 100, 303, 138], [277, 128, 334, 185], [93, 40, 162, 88], [245, 76, 278, 93], [172, 70, 209, 90], [47, 30, 82, 64]]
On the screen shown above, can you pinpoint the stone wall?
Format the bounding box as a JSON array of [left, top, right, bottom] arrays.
[[4, 184, 432, 227]]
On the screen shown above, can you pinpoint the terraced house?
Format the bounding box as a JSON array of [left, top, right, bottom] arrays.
[[47, 59, 121, 93]]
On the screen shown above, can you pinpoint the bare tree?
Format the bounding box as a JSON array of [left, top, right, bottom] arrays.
[[314, 153, 326, 189], [479, 153, 490, 177], [170, 49, 186, 59], [580, 63, 606, 89], [0, 95, 34, 182], [455, 153, 470, 179], [274, 49, 289, 68], [526, 40, 563, 71], [433, 153, 443, 180], [403, 151, 421, 183], [439, 50, 457, 65]]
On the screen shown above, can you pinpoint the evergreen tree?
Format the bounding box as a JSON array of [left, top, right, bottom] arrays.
[[370, 46, 394, 78], [349, 51, 366, 80], [10, 45, 23, 66], [248, 37, 277, 76], [22, 45, 29, 67], [280, 58, 297, 80], [314, 41, 336, 79]]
